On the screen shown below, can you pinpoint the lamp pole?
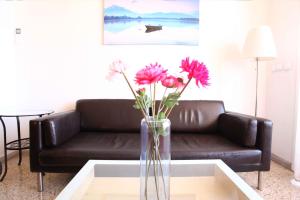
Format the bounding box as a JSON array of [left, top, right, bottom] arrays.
[[255, 57, 263, 190], [243, 26, 277, 190], [255, 58, 259, 117]]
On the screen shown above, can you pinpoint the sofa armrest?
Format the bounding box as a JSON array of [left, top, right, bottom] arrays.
[[41, 111, 80, 147], [219, 112, 273, 170], [218, 112, 258, 147], [30, 118, 44, 172], [29, 111, 80, 172], [256, 117, 273, 170]]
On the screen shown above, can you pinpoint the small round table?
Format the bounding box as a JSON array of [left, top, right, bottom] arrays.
[[0, 110, 54, 181]]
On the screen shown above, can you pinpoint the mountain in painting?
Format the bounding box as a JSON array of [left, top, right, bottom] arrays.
[[104, 5, 198, 19], [104, 5, 140, 18], [142, 12, 197, 19]]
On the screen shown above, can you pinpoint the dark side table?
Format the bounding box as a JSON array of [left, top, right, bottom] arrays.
[[0, 110, 54, 181]]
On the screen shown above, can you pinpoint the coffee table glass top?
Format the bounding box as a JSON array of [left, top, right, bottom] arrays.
[[56, 160, 262, 200]]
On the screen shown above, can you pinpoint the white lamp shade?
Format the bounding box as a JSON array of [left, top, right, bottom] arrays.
[[243, 26, 277, 60]]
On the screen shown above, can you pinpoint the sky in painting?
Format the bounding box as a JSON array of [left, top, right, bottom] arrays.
[[104, 0, 199, 14]]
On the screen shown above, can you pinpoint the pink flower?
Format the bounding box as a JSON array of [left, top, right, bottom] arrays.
[[136, 88, 146, 95], [106, 60, 127, 81], [176, 77, 185, 88], [180, 57, 193, 76], [162, 76, 185, 88], [193, 62, 209, 87], [135, 63, 167, 85], [180, 57, 209, 87], [161, 76, 177, 88]]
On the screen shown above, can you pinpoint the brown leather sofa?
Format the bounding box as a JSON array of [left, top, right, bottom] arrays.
[[30, 99, 272, 191]]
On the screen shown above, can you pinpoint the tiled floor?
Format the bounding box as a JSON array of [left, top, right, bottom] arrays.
[[240, 165, 300, 199], [0, 151, 300, 200]]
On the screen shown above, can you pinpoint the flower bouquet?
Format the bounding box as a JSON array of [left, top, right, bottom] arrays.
[[107, 57, 209, 200]]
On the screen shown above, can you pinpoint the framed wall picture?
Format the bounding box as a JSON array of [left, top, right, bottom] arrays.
[[103, 0, 199, 45]]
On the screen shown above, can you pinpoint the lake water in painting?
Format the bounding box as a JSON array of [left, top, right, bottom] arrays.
[[103, 0, 199, 45], [104, 19, 199, 45]]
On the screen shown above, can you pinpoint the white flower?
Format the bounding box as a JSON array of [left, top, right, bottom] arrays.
[[106, 60, 128, 81]]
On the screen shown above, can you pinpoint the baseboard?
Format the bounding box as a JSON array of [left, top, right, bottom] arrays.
[[271, 153, 292, 170], [0, 151, 19, 162]]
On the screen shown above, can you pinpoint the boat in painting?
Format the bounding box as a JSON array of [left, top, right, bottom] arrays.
[[145, 25, 162, 33]]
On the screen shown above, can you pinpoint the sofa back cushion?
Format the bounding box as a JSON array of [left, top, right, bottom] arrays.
[[76, 99, 225, 134], [169, 100, 225, 133], [76, 99, 224, 133], [76, 99, 142, 132]]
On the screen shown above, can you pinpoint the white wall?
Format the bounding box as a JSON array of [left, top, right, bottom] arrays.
[[266, 0, 300, 164], [293, 10, 300, 180], [0, 2, 18, 160], [0, 0, 268, 158]]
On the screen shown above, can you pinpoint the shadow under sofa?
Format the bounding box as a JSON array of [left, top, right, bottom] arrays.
[[29, 99, 272, 191]]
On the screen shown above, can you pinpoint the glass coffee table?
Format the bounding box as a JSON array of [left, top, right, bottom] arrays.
[[56, 160, 262, 200]]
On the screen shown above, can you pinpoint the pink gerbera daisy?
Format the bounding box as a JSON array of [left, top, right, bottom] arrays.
[[180, 57, 209, 87], [135, 63, 167, 85]]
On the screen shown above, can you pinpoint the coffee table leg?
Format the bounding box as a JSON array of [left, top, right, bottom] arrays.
[[16, 116, 22, 165], [0, 117, 8, 181]]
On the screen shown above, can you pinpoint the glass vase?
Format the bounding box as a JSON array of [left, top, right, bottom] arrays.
[[140, 117, 171, 200]]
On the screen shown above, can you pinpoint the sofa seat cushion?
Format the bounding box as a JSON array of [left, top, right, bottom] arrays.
[[39, 132, 141, 167], [39, 132, 261, 168], [171, 134, 261, 166]]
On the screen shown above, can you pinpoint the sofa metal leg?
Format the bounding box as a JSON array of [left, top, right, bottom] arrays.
[[257, 171, 262, 190], [37, 172, 44, 192]]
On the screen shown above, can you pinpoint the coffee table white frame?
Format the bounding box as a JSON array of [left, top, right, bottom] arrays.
[[56, 160, 262, 200]]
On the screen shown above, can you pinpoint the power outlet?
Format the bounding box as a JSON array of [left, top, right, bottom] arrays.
[[16, 28, 21, 34]]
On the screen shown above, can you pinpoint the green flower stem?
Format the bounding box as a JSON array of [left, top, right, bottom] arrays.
[[140, 96, 148, 115], [145, 142, 153, 200], [155, 135, 160, 193], [157, 87, 168, 116], [152, 145, 160, 200], [154, 136, 161, 193], [166, 77, 192, 118], [149, 84, 153, 114], [153, 83, 156, 118], [157, 145, 168, 200], [158, 105, 165, 115], [144, 120, 168, 200], [122, 72, 148, 119], [178, 77, 192, 99], [144, 125, 157, 199]]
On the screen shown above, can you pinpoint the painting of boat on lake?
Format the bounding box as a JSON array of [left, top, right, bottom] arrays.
[[103, 0, 199, 45]]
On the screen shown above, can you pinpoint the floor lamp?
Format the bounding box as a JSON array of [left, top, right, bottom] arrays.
[[243, 26, 277, 117], [243, 25, 276, 190]]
